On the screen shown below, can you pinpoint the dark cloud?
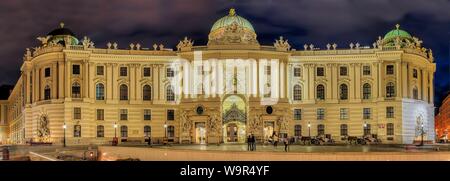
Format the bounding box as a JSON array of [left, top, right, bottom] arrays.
[[0, 0, 449, 107]]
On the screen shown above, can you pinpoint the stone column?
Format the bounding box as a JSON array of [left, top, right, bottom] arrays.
[[83, 60, 89, 98], [429, 72, 434, 104], [153, 65, 160, 101], [58, 61, 65, 98], [401, 62, 408, 98], [377, 61, 383, 98], [130, 64, 136, 101], [26, 71, 31, 104], [159, 65, 165, 100], [332, 63, 338, 100], [355, 63, 361, 100], [65, 61, 72, 99], [280, 61, 285, 99], [308, 64, 315, 100], [349, 63, 355, 100], [326, 64, 332, 99], [112, 63, 118, 100], [422, 69, 428, 102], [395, 61, 401, 99], [89, 62, 95, 99], [135, 64, 142, 101], [51, 63, 57, 99], [106, 63, 113, 101]]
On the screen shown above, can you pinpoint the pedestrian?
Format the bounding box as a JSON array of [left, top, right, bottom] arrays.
[[251, 134, 256, 151], [247, 135, 252, 151], [284, 138, 289, 152]]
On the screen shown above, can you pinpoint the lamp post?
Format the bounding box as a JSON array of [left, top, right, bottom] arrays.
[[308, 122, 311, 137], [114, 122, 118, 138], [420, 123, 424, 146], [63, 123, 66, 147]]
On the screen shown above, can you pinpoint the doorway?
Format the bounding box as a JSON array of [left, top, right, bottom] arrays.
[[195, 122, 206, 144], [264, 121, 274, 142]]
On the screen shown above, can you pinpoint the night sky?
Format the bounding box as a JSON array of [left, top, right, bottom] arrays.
[[0, 0, 449, 109]]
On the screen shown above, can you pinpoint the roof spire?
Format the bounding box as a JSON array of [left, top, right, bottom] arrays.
[[395, 24, 400, 30], [229, 8, 236, 16], [60, 22, 65, 28]]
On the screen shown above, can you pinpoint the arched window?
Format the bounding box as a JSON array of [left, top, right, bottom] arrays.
[[44, 85, 51, 100], [317, 124, 325, 136], [144, 126, 151, 137], [97, 125, 104, 138], [143, 85, 152, 101], [340, 124, 348, 136], [166, 85, 175, 101], [120, 84, 128, 100], [120, 125, 128, 138], [293, 85, 302, 101], [294, 125, 302, 137], [339, 84, 348, 100], [72, 82, 81, 98], [96, 83, 105, 100], [167, 126, 175, 138], [316, 84, 325, 100], [74, 125, 81, 137], [363, 83, 371, 100], [386, 82, 395, 98], [413, 87, 419, 99]]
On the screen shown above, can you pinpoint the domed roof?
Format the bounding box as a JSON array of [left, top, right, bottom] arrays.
[[210, 8, 255, 33], [47, 22, 76, 37], [383, 24, 412, 41]]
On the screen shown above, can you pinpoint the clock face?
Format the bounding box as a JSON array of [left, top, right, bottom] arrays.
[[196, 106, 204, 115], [266, 106, 273, 114]]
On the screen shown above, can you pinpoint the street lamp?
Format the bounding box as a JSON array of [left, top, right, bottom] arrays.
[[420, 123, 424, 146], [63, 123, 66, 147], [363, 122, 367, 137], [307, 122, 311, 137], [114, 122, 118, 138]]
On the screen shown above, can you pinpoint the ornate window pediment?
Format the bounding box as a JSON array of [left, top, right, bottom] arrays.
[[222, 103, 246, 124]]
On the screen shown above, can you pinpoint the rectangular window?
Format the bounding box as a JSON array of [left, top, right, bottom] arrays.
[[166, 68, 174, 77], [340, 66, 348, 76], [316, 67, 324, 76], [265, 66, 271, 75], [96, 66, 104, 76], [72, 64, 80, 75], [294, 67, 301, 77], [317, 108, 325, 120], [387, 123, 394, 136], [294, 109, 302, 120], [97, 126, 104, 138], [386, 65, 394, 75], [167, 109, 175, 121], [96, 109, 104, 120], [363, 65, 371, 75], [413, 69, 418, 78], [120, 67, 127, 76], [363, 108, 371, 119], [340, 108, 349, 120], [44, 68, 51, 77], [144, 109, 152, 121], [143, 67, 151, 77], [120, 109, 128, 121], [73, 107, 81, 119], [386, 107, 394, 118]]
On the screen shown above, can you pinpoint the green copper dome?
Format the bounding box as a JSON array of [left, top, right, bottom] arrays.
[[383, 24, 412, 41], [210, 8, 255, 32]]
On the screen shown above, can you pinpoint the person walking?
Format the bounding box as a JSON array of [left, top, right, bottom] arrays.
[[273, 132, 279, 148], [247, 135, 252, 151], [251, 134, 256, 151], [284, 137, 289, 152]]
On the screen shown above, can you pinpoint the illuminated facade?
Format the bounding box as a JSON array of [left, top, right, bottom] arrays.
[[435, 93, 450, 142], [0, 9, 436, 145]]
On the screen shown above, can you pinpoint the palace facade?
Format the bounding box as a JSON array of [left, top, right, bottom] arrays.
[[0, 9, 436, 145]]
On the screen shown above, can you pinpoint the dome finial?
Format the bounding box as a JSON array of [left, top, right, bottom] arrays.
[[395, 24, 400, 30], [229, 8, 236, 16], [60, 22, 65, 28]]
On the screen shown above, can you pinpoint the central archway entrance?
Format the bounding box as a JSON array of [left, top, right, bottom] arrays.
[[222, 95, 247, 143]]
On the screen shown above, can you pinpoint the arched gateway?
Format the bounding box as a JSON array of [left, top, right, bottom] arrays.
[[222, 95, 247, 143]]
